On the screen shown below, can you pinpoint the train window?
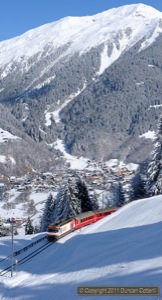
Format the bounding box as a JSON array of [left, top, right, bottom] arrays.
[[48, 228, 59, 233]]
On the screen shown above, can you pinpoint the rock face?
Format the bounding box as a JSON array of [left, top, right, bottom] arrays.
[[1, 3, 162, 173]]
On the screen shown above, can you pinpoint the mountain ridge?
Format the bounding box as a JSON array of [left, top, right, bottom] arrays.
[[1, 3, 162, 69], [1, 3, 162, 174]]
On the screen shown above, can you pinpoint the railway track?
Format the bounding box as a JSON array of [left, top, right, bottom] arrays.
[[0, 240, 55, 277], [0, 254, 10, 263], [0, 215, 103, 278]]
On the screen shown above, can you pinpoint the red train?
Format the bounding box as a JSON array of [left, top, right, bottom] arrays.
[[47, 207, 117, 241]]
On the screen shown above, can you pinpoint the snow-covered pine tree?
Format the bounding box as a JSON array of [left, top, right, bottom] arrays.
[[52, 177, 81, 222], [52, 180, 67, 222], [25, 217, 34, 235], [100, 190, 116, 208], [115, 181, 125, 206], [124, 181, 134, 202], [68, 176, 82, 215], [75, 177, 94, 212], [88, 191, 99, 210], [34, 225, 39, 233], [40, 193, 55, 232], [130, 173, 146, 200], [146, 114, 162, 196]]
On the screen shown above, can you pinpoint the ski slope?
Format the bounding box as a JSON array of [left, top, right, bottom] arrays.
[[0, 195, 162, 299]]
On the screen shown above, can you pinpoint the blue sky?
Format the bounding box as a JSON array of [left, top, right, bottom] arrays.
[[1, 0, 162, 41]]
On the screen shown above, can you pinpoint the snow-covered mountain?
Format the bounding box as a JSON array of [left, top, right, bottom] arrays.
[[0, 195, 162, 299], [1, 4, 162, 75], [1, 3, 162, 173], [1, 4, 162, 67]]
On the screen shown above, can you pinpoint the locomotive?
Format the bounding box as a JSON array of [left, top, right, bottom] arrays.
[[47, 207, 117, 241]]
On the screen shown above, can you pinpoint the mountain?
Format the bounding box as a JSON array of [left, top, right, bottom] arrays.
[[0, 104, 58, 176], [1, 3, 162, 173]]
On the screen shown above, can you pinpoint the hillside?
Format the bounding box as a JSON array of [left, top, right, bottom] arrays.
[[0, 195, 162, 299], [1, 4, 162, 174]]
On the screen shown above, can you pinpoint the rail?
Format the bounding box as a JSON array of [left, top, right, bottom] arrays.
[[0, 240, 54, 276], [0, 234, 47, 264]]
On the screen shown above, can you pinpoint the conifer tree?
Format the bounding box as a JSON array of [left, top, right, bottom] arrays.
[[52, 176, 99, 223], [100, 191, 116, 208], [115, 182, 125, 206], [76, 177, 93, 212], [130, 173, 146, 200], [88, 192, 99, 210], [25, 217, 34, 234], [146, 115, 162, 196], [52, 177, 81, 222], [40, 193, 55, 232], [75, 176, 99, 211]]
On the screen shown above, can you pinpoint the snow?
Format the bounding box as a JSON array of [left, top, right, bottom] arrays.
[[140, 18, 162, 51], [9, 157, 16, 165], [34, 75, 56, 90], [53, 140, 139, 172], [139, 130, 156, 140], [96, 44, 111, 75], [124, 162, 138, 171], [0, 155, 6, 163], [136, 81, 144, 86], [1, 195, 162, 299], [0, 128, 20, 143], [150, 104, 162, 108], [104, 158, 119, 167], [0, 191, 53, 228], [0, 4, 162, 77], [0, 155, 16, 164], [0, 131, 19, 162], [44, 82, 86, 126], [105, 159, 138, 171], [53, 139, 88, 169]]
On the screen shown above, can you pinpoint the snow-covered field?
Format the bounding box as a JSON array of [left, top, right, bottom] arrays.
[[0, 191, 52, 226], [0, 195, 162, 299]]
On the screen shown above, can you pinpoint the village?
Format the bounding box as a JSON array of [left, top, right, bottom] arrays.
[[0, 158, 138, 230], [0, 160, 138, 213], [0, 159, 137, 194]]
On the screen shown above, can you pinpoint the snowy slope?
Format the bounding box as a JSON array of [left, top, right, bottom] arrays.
[[0, 128, 20, 143], [1, 4, 162, 73], [1, 3, 162, 167], [0, 195, 162, 299], [0, 191, 55, 228]]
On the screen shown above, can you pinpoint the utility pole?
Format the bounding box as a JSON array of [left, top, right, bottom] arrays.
[[11, 224, 14, 277], [11, 221, 16, 278]]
